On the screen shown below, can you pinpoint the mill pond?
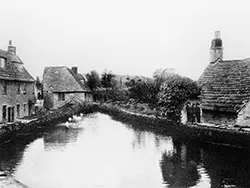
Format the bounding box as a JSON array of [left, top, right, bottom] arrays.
[[0, 112, 250, 188]]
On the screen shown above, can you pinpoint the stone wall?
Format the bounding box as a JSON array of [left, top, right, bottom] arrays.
[[202, 110, 237, 125], [0, 102, 94, 143], [53, 92, 86, 109], [44, 92, 93, 110], [97, 103, 250, 149], [236, 101, 250, 127], [0, 80, 35, 123]]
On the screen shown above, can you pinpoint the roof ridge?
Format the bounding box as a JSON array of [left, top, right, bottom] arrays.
[[67, 68, 91, 92]]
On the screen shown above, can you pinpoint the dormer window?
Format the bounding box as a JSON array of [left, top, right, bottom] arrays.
[[0, 58, 6, 69]]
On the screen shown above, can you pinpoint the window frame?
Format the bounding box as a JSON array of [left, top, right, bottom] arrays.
[[2, 105, 7, 122], [23, 83, 27, 95], [23, 103, 27, 114], [17, 82, 21, 94], [0, 58, 6, 69], [2, 80, 8, 95], [16, 104, 20, 118], [58, 93, 65, 101]]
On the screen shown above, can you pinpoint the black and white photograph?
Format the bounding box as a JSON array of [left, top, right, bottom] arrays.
[[0, 0, 250, 187]]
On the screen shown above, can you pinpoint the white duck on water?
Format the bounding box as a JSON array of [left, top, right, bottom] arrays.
[[64, 114, 83, 128]]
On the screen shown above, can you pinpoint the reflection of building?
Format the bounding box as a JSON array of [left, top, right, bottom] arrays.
[[160, 140, 201, 187], [0, 136, 37, 174], [43, 127, 81, 149], [132, 130, 146, 149], [43, 66, 93, 109], [199, 31, 250, 126], [161, 137, 250, 188], [0, 41, 35, 123], [202, 146, 250, 188]]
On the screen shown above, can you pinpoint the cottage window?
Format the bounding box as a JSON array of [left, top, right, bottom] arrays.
[[2, 105, 6, 121], [2, 81, 8, 95], [58, 93, 65, 101], [23, 83, 27, 94], [17, 104, 20, 118], [17, 82, 21, 94], [23, 104, 27, 113], [0, 58, 6, 69]]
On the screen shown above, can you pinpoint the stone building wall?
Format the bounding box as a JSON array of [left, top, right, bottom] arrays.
[[44, 91, 93, 110], [181, 99, 237, 125], [53, 92, 86, 109], [0, 80, 35, 123], [236, 102, 250, 127], [202, 110, 237, 125]]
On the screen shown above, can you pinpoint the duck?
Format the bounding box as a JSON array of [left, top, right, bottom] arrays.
[[64, 121, 70, 129], [73, 115, 82, 122]]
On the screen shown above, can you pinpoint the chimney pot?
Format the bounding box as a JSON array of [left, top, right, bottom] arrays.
[[71, 67, 78, 75], [214, 31, 221, 39], [8, 40, 16, 55]]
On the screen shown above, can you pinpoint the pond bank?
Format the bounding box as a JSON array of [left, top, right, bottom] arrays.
[[0, 102, 94, 144], [96, 103, 250, 149], [1, 101, 250, 149]]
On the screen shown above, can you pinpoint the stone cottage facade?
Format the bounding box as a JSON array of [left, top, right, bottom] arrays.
[[0, 41, 35, 123], [198, 31, 250, 126], [43, 66, 93, 109]]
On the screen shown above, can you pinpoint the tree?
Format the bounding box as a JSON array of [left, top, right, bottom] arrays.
[[101, 71, 117, 88], [86, 70, 101, 90], [153, 68, 177, 90], [127, 78, 159, 106], [157, 74, 200, 122]]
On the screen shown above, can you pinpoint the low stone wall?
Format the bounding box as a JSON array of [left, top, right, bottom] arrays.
[[0, 102, 95, 143], [96, 103, 178, 134], [96, 103, 250, 149]]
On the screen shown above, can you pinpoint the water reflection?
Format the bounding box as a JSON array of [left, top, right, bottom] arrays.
[[160, 139, 250, 188], [202, 145, 250, 188], [0, 113, 250, 188], [132, 130, 146, 149], [160, 140, 201, 187], [0, 137, 38, 174], [43, 127, 82, 150]]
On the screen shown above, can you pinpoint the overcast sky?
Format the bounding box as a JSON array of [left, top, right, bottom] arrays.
[[0, 0, 250, 80]]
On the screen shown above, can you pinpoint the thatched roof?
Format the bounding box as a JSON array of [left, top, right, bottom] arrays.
[[43, 66, 91, 93], [0, 49, 34, 82], [198, 58, 250, 113]]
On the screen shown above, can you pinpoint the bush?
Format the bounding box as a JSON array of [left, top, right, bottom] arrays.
[[127, 78, 159, 107], [94, 88, 129, 102], [157, 74, 200, 122]]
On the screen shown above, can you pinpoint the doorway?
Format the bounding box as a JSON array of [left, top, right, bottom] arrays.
[[7, 107, 14, 122]]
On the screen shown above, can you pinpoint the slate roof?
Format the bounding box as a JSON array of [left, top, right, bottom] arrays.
[[43, 66, 91, 93], [0, 49, 34, 82], [198, 58, 250, 113]]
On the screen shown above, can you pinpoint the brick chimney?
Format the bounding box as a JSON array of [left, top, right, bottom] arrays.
[[8, 40, 16, 55], [71, 67, 78, 75]]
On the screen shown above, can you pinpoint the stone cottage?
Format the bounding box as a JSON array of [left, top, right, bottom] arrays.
[[198, 31, 250, 126], [43, 66, 93, 109], [0, 41, 35, 123]]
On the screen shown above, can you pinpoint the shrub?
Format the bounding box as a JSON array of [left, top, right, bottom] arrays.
[[157, 74, 200, 122]]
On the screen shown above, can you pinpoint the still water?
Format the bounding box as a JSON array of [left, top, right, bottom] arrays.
[[0, 112, 250, 188]]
